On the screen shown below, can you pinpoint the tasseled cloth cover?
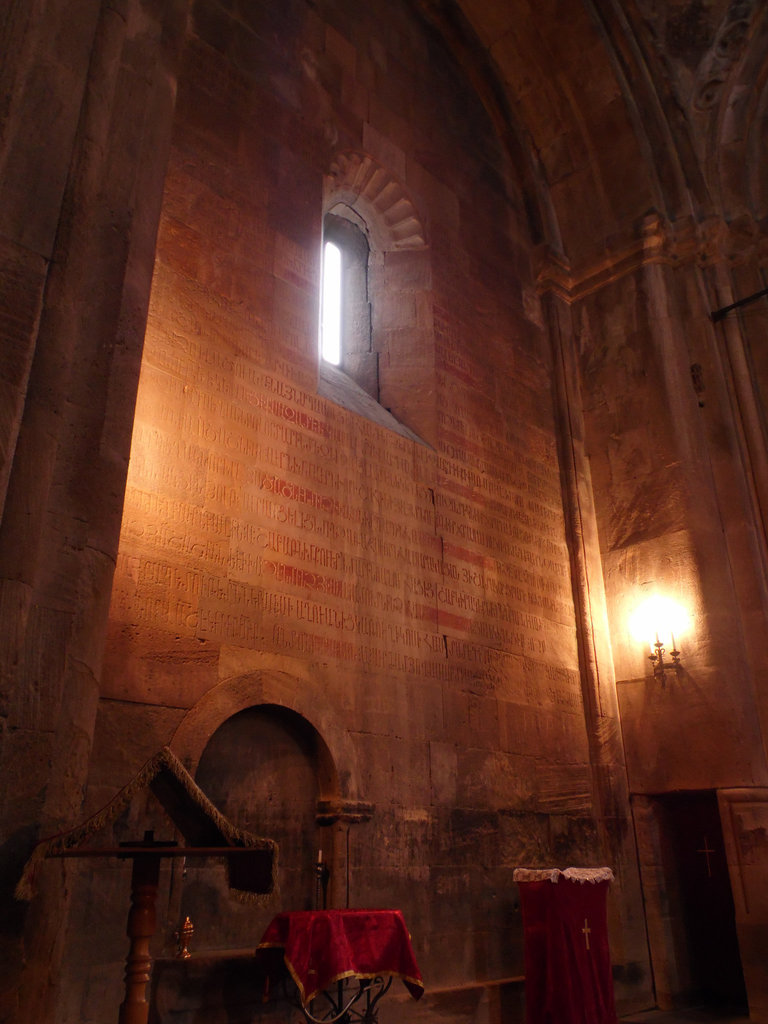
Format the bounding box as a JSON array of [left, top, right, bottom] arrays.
[[513, 867, 617, 1024], [258, 909, 424, 1007], [15, 746, 277, 904]]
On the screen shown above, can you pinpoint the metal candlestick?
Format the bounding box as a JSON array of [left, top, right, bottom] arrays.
[[175, 916, 194, 958]]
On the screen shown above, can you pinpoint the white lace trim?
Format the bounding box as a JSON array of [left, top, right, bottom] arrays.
[[512, 868, 561, 883], [562, 867, 614, 884], [513, 867, 614, 885]]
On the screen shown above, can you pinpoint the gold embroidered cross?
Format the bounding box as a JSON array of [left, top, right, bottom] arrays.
[[582, 918, 591, 951]]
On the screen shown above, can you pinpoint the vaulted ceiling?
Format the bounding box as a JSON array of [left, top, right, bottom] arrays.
[[418, 0, 768, 276]]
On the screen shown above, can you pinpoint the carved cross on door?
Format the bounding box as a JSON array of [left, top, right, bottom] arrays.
[[697, 837, 715, 878]]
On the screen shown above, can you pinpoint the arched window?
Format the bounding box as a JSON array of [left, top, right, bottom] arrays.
[[318, 152, 433, 445], [320, 239, 342, 365], [320, 209, 377, 401]]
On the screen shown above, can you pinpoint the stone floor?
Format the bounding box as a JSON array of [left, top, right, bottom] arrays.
[[621, 1007, 749, 1024]]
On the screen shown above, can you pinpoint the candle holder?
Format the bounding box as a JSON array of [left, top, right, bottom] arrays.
[[630, 596, 688, 686], [175, 915, 194, 958], [649, 636, 681, 684], [315, 855, 330, 910]]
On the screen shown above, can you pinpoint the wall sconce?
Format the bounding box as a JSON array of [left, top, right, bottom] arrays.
[[629, 596, 690, 683]]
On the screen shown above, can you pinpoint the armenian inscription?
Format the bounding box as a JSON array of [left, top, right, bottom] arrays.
[[113, 269, 578, 702]]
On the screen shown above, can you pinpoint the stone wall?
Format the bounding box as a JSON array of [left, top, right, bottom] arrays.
[[9, 2, 768, 1023], [571, 237, 768, 1016], [66, 1, 632, 1020], [0, 3, 189, 1021], [575, 259, 768, 791]]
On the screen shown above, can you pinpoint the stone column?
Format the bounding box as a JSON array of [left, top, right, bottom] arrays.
[[0, 2, 189, 1021], [543, 286, 652, 1006]]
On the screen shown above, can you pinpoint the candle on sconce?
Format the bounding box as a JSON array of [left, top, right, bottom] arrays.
[[631, 597, 690, 655], [629, 595, 689, 679], [315, 849, 329, 910]]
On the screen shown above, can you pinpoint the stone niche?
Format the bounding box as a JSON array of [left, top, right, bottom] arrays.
[[183, 704, 338, 951]]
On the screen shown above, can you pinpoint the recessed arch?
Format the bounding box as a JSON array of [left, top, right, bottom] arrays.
[[170, 670, 364, 805], [193, 704, 326, 916]]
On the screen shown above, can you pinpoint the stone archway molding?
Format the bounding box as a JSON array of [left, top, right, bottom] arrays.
[[169, 670, 373, 821], [324, 150, 427, 251], [705, 1, 768, 220]]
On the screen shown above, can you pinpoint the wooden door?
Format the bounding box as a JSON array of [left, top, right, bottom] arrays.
[[658, 790, 747, 1011]]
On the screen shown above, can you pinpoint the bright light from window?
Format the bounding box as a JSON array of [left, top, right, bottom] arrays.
[[629, 595, 691, 652], [320, 241, 342, 365]]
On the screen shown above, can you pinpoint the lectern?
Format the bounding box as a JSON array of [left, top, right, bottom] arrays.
[[513, 867, 617, 1024], [16, 747, 277, 1024]]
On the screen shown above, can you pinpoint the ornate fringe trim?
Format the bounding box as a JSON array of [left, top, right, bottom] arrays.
[[15, 746, 278, 904]]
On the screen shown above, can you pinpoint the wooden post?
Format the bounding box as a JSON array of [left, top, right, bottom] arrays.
[[118, 852, 161, 1024]]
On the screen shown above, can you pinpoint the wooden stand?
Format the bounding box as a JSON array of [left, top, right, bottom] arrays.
[[56, 834, 274, 1024], [119, 846, 163, 1024], [18, 749, 275, 1024]]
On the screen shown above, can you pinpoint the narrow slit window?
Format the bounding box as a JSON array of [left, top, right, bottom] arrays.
[[320, 240, 342, 365]]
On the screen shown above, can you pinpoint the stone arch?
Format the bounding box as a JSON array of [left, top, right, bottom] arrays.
[[324, 151, 427, 251], [192, 704, 325, 920], [171, 674, 374, 932], [170, 670, 365, 806]]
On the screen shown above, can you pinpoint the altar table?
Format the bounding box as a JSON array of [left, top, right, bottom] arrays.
[[257, 909, 424, 1008]]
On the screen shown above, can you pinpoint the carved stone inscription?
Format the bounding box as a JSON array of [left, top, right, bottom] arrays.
[[113, 260, 578, 704]]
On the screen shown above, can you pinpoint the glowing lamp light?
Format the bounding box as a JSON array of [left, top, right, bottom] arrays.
[[629, 596, 690, 683]]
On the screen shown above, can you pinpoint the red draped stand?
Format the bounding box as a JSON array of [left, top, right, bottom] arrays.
[[514, 867, 618, 1024], [257, 909, 423, 1023]]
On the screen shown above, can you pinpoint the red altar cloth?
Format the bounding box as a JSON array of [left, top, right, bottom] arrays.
[[514, 868, 617, 1024], [257, 909, 424, 1007]]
